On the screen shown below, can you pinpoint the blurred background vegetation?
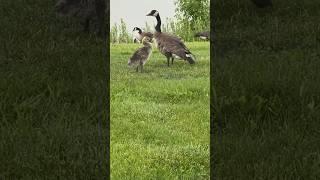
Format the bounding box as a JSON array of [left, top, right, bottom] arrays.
[[0, 0, 108, 178], [110, 0, 210, 43], [212, 0, 320, 179]]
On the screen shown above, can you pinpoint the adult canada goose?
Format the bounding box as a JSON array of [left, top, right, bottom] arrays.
[[132, 27, 153, 43], [195, 31, 210, 40], [128, 36, 153, 72], [251, 0, 272, 8], [132, 27, 153, 42], [146, 10, 195, 66]]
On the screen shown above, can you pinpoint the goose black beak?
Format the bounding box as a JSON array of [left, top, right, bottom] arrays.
[[146, 13, 152, 16]]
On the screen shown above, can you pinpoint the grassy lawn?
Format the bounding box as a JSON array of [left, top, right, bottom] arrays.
[[0, 1, 108, 178], [111, 42, 210, 179], [212, 0, 320, 179]]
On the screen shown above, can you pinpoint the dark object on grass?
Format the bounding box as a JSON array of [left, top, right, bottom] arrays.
[[251, 0, 272, 8], [195, 31, 210, 40], [128, 37, 153, 72], [132, 27, 153, 43], [146, 10, 196, 66], [55, 0, 106, 36]]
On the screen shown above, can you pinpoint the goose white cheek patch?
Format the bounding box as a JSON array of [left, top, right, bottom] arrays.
[[133, 31, 141, 40], [153, 11, 159, 17]]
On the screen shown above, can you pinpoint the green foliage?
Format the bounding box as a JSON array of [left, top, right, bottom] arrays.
[[110, 19, 132, 44], [163, 19, 204, 42], [110, 0, 210, 43], [110, 23, 118, 43], [119, 19, 131, 43], [110, 18, 200, 43], [174, 0, 209, 32], [111, 42, 210, 179], [175, 0, 209, 22]]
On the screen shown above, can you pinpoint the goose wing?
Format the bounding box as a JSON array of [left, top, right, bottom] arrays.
[[156, 33, 191, 58]]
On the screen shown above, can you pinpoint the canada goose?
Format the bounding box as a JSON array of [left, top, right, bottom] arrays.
[[195, 31, 210, 40], [55, 0, 105, 35], [132, 27, 153, 43], [128, 36, 153, 72], [133, 37, 138, 43], [251, 0, 272, 8], [146, 10, 195, 66]]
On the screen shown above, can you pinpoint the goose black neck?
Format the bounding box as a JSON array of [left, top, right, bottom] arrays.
[[137, 28, 142, 34], [155, 15, 161, 33]]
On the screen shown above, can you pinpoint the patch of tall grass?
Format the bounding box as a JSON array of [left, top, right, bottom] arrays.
[[110, 18, 209, 43]]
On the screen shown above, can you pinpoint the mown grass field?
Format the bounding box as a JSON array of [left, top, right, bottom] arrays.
[[111, 42, 210, 179], [212, 0, 320, 179], [0, 1, 108, 178]]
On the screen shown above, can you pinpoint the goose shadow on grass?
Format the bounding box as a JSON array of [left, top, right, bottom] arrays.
[[127, 68, 154, 74], [124, 59, 197, 76], [126, 65, 187, 80], [150, 60, 196, 68]]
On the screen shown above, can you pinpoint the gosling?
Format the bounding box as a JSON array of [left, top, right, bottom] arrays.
[[128, 36, 153, 72]]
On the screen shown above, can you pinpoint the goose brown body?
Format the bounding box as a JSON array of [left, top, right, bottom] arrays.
[[154, 32, 194, 64], [146, 10, 195, 66]]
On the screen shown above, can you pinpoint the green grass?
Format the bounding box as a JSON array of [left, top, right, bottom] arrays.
[[111, 42, 210, 179], [0, 1, 108, 178], [212, 0, 320, 179]]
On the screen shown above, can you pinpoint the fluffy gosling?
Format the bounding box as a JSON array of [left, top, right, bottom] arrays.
[[128, 36, 153, 72]]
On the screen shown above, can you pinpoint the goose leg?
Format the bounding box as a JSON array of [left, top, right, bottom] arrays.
[[136, 66, 139, 72], [140, 63, 143, 73], [171, 57, 174, 65], [167, 57, 170, 67]]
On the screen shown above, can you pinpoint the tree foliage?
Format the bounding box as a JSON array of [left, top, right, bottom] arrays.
[[174, 0, 210, 30], [110, 19, 132, 44]]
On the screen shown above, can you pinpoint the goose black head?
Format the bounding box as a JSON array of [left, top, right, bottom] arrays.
[[146, 10, 159, 17], [132, 27, 142, 34]]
